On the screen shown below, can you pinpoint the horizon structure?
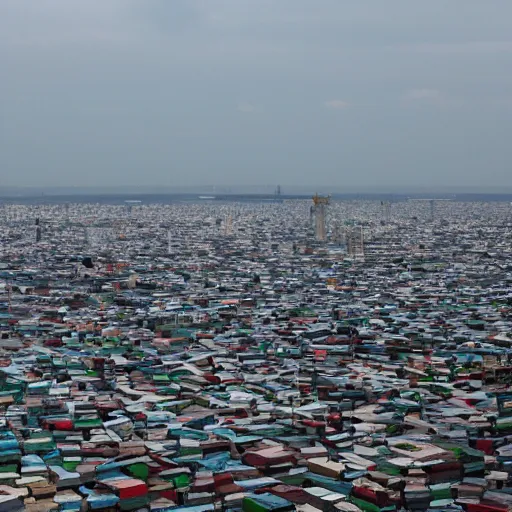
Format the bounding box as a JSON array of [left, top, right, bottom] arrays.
[[3, 187, 512, 203], [346, 225, 365, 261], [35, 217, 41, 243], [312, 194, 330, 242]]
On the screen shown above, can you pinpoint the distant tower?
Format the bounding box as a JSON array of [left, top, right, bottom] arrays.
[[168, 230, 172, 255], [225, 212, 233, 236], [333, 222, 343, 245], [276, 185, 281, 197], [429, 199, 435, 222], [312, 194, 330, 242], [64, 202, 70, 221], [346, 226, 365, 260], [35, 218, 41, 243]]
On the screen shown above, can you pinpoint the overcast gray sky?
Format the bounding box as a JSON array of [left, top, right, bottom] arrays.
[[1, 1, 511, 191]]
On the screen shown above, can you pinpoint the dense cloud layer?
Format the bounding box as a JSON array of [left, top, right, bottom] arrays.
[[1, 1, 511, 191]]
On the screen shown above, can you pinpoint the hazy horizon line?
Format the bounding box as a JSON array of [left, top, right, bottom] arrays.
[[1, 184, 512, 197]]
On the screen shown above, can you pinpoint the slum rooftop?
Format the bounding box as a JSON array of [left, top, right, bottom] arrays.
[[0, 197, 512, 511]]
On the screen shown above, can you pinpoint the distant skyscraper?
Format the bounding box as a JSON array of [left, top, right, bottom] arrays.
[[64, 203, 70, 225], [312, 194, 330, 242], [35, 218, 41, 243], [346, 226, 365, 260]]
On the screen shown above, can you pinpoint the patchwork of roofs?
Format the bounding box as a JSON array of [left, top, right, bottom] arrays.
[[0, 198, 511, 511]]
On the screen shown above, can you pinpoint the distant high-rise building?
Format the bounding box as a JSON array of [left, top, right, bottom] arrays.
[[35, 218, 41, 243], [312, 194, 330, 242], [346, 226, 365, 260], [64, 203, 70, 224], [224, 212, 233, 236]]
